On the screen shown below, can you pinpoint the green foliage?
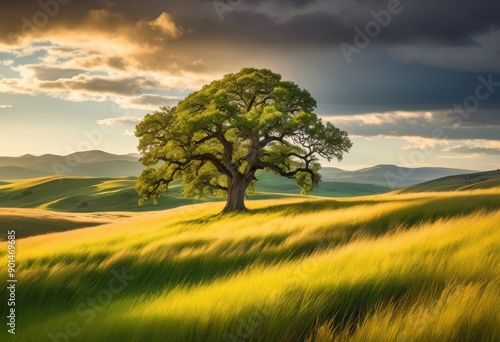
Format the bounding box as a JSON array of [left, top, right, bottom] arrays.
[[135, 68, 352, 207]]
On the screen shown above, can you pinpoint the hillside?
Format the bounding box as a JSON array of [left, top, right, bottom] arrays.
[[0, 166, 51, 179], [0, 150, 142, 179], [0, 176, 215, 213], [399, 169, 500, 193], [254, 171, 390, 197], [0, 152, 475, 189], [0, 174, 390, 214], [322, 164, 477, 188], [0, 208, 137, 239], [0, 190, 498, 341]]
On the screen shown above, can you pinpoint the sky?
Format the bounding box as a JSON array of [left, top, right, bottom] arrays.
[[0, 0, 499, 170]]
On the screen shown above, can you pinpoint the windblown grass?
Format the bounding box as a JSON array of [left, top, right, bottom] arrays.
[[0, 189, 498, 341]]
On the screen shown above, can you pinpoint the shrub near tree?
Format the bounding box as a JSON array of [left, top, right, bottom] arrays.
[[135, 68, 352, 213]]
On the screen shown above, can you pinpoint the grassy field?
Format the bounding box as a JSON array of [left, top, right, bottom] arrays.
[[0, 189, 498, 341], [0, 173, 390, 213], [0, 176, 214, 213], [0, 208, 138, 240], [399, 170, 500, 193]]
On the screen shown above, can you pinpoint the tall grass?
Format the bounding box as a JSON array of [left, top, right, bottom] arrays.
[[0, 190, 498, 341]]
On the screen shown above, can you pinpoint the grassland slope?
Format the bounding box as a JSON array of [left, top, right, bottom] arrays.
[[0, 189, 498, 341], [399, 169, 500, 193], [0, 174, 390, 214]]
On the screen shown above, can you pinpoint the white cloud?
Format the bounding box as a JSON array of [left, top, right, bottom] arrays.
[[97, 116, 143, 126], [0, 9, 217, 106], [145, 12, 183, 38], [399, 136, 450, 150], [322, 110, 498, 142], [0, 105, 12, 109], [438, 154, 480, 159], [442, 140, 500, 155], [372, 135, 450, 151], [126, 94, 183, 110], [323, 111, 448, 127]]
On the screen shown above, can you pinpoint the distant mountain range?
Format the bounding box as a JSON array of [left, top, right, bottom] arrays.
[[0, 150, 478, 189], [320, 164, 478, 188], [0, 151, 142, 179]]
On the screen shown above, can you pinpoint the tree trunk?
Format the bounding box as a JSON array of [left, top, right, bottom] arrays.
[[222, 175, 247, 214]]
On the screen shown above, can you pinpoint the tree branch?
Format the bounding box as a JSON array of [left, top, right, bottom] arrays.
[[159, 153, 232, 178], [215, 127, 236, 174], [191, 153, 232, 177], [202, 181, 228, 192], [255, 161, 315, 181]]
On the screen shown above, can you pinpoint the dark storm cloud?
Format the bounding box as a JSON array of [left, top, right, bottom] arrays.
[[32, 66, 86, 81], [171, 10, 351, 47], [2, 0, 499, 47], [305, 49, 500, 116], [169, 0, 500, 48], [0, 0, 498, 129], [328, 110, 500, 142], [0, 0, 106, 43], [214, 0, 320, 7], [356, 118, 500, 141], [39, 75, 161, 96]]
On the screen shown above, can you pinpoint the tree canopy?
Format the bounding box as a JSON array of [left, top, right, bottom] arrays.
[[135, 68, 352, 213]]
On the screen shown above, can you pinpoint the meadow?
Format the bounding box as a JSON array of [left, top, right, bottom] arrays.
[[0, 188, 499, 341], [0, 173, 389, 213]]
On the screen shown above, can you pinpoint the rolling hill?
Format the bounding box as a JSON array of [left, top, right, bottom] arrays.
[[321, 164, 478, 188], [399, 169, 500, 193], [0, 176, 213, 213], [254, 171, 390, 197], [0, 173, 387, 239], [0, 208, 137, 239], [0, 166, 51, 179], [0, 173, 391, 215], [0, 151, 476, 190], [0, 189, 498, 341], [0, 150, 142, 179]]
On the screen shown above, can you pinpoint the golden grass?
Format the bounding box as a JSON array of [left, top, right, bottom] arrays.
[[0, 189, 498, 341], [0, 175, 76, 191]]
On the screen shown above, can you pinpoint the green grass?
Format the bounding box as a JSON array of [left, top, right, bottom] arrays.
[[399, 170, 500, 193], [0, 173, 389, 239], [254, 172, 390, 197], [0, 173, 390, 213], [0, 176, 219, 212], [0, 208, 136, 240], [0, 189, 498, 341]]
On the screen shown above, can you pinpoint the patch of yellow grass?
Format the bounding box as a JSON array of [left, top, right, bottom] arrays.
[[0, 189, 498, 341]]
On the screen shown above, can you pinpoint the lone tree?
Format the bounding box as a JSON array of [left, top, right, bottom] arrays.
[[135, 68, 352, 213]]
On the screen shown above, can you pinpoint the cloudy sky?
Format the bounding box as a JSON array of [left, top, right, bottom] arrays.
[[0, 0, 499, 170]]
